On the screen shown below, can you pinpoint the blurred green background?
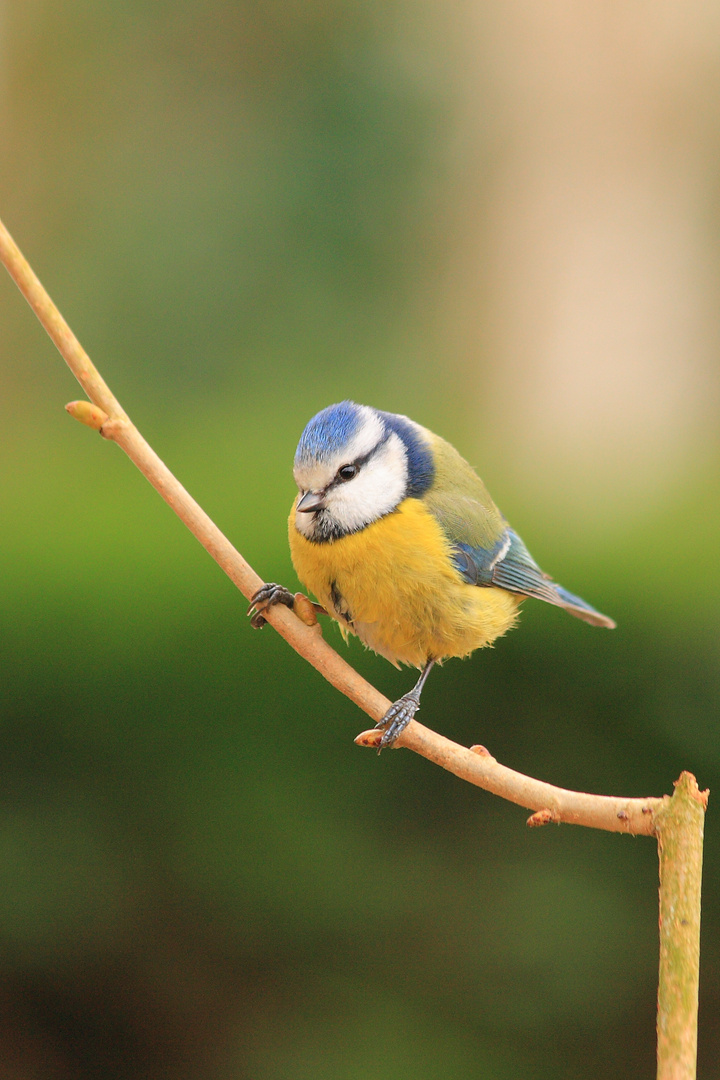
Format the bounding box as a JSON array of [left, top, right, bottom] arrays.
[[2, 3, 720, 1078]]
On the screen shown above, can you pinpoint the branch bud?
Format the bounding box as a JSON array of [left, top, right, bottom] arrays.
[[66, 400, 109, 430]]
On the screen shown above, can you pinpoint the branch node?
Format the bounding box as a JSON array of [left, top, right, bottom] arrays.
[[526, 807, 559, 828], [469, 744, 495, 761], [99, 416, 129, 441]]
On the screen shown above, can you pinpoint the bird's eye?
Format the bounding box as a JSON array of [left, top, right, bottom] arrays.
[[337, 464, 358, 482]]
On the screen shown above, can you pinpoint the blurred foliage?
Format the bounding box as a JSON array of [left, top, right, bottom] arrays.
[[2, 2, 720, 1079]]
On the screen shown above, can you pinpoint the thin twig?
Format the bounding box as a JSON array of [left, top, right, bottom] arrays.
[[0, 213, 676, 834]]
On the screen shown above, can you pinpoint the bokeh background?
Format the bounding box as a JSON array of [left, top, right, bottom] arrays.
[[2, 3, 720, 1077]]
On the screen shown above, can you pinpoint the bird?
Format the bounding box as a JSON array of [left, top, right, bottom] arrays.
[[249, 401, 615, 750]]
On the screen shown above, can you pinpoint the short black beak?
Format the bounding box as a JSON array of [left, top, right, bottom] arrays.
[[297, 490, 326, 513]]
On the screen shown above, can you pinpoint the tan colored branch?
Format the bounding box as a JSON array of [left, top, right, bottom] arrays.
[[0, 214, 676, 836], [2, 211, 710, 1079], [0, 221, 126, 420], [655, 772, 708, 1080]]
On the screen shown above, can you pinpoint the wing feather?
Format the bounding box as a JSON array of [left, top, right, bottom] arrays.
[[450, 529, 615, 628], [418, 431, 615, 629]]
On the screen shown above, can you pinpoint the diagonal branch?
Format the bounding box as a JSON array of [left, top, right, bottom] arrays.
[[0, 213, 671, 836], [3, 208, 709, 1080]]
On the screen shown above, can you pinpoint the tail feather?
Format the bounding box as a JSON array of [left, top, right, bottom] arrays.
[[552, 585, 616, 629]]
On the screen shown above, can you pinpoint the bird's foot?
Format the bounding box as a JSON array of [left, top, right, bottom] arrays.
[[375, 692, 421, 752], [248, 584, 324, 628], [248, 583, 295, 628]]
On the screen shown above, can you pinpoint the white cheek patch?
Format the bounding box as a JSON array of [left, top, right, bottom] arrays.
[[326, 432, 408, 533]]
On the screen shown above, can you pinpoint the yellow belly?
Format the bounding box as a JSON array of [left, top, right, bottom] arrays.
[[288, 496, 521, 668]]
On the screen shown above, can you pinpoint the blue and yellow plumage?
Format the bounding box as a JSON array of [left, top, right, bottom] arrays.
[[251, 401, 615, 748]]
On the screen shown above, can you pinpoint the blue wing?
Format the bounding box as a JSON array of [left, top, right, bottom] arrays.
[[451, 529, 615, 629]]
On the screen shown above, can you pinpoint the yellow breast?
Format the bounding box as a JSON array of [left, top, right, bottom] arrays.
[[288, 496, 521, 668]]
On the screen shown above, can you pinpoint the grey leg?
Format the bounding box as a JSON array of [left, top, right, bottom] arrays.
[[375, 659, 436, 751]]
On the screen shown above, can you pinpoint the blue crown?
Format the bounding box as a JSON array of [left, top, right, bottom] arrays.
[[295, 401, 435, 498], [294, 401, 363, 467]]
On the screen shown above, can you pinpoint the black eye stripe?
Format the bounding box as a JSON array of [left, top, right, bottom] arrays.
[[331, 432, 391, 487]]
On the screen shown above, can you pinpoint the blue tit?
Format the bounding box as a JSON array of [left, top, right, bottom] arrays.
[[250, 401, 615, 749]]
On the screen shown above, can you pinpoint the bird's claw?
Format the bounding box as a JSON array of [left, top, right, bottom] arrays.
[[248, 584, 325, 628], [375, 693, 421, 752], [247, 583, 295, 628]]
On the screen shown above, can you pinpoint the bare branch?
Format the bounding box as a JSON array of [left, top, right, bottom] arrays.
[[356, 725, 661, 834], [0, 219, 126, 419], [0, 213, 678, 837], [3, 210, 712, 1080]]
